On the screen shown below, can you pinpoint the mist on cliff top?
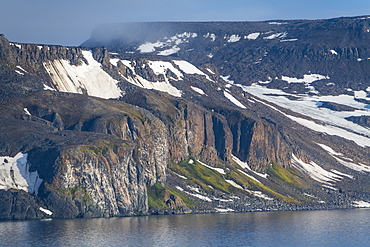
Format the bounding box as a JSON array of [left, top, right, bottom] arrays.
[[1, 0, 370, 46]]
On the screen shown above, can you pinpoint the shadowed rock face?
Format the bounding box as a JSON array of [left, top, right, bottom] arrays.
[[1, 16, 370, 219]]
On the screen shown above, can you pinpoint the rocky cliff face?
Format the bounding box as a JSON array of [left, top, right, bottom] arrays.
[[2, 16, 370, 220]]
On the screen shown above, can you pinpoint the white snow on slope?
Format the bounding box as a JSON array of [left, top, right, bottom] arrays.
[[280, 39, 298, 42], [232, 155, 268, 179], [206, 68, 215, 74], [291, 154, 348, 186], [334, 156, 370, 173], [226, 34, 241, 43], [173, 60, 214, 82], [264, 32, 287, 40], [39, 207, 53, 215], [352, 201, 370, 208], [137, 32, 197, 55], [147, 61, 183, 80], [203, 33, 216, 41], [225, 179, 244, 190], [158, 46, 181, 56], [44, 50, 122, 99], [245, 189, 274, 200], [15, 70, 24, 75], [24, 108, 31, 116], [43, 84, 56, 91], [215, 208, 235, 212], [245, 33, 260, 40], [191, 86, 206, 95], [16, 66, 28, 75], [111, 59, 182, 97], [269, 22, 288, 25], [220, 75, 234, 84], [239, 82, 370, 147], [316, 143, 343, 156], [184, 191, 213, 202], [237, 169, 261, 184], [124, 71, 182, 97], [281, 74, 329, 84], [232, 155, 250, 169], [197, 160, 226, 174], [0, 153, 42, 195], [224, 91, 246, 109], [137, 41, 165, 53]]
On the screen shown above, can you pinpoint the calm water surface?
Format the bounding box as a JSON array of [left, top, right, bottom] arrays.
[[1, 209, 370, 246]]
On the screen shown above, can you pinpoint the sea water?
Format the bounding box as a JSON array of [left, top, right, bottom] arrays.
[[1, 209, 370, 246]]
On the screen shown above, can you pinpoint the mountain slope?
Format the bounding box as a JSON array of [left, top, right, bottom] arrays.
[[1, 16, 370, 219]]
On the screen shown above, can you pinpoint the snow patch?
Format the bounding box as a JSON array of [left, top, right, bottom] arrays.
[[148, 61, 183, 80], [245, 32, 260, 40], [191, 86, 206, 95], [246, 189, 274, 200], [317, 143, 343, 156], [334, 157, 370, 173], [39, 207, 53, 216], [197, 160, 226, 174], [116, 60, 182, 97], [137, 32, 197, 55], [280, 39, 298, 42], [220, 75, 234, 84], [215, 208, 235, 212], [0, 153, 43, 195], [226, 34, 241, 43], [137, 41, 164, 53], [173, 60, 214, 82], [175, 186, 184, 191], [232, 155, 250, 170], [269, 22, 288, 25], [43, 84, 56, 91], [173, 60, 205, 75], [158, 46, 181, 56], [184, 191, 212, 202], [330, 49, 338, 55], [44, 50, 122, 99], [352, 201, 370, 208], [203, 33, 216, 41], [264, 32, 287, 40], [206, 68, 215, 74], [15, 70, 24, 75], [281, 74, 329, 84], [225, 179, 244, 190], [291, 154, 344, 186], [224, 91, 246, 109], [16, 66, 27, 73], [24, 108, 31, 116], [238, 82, 370, 147], [237, 169, 261, 184], [173, 172, 188, 180]]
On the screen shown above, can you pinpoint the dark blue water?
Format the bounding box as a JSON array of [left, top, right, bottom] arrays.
[[1, 209, 370, 247]]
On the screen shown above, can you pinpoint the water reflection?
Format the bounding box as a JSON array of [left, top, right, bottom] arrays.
[[1, 209, 370, 246]]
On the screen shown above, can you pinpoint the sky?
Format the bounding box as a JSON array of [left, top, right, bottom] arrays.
[[1, 0, 370, 46]]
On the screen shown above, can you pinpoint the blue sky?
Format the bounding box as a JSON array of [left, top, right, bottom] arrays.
[[1, 0, 370, 46]]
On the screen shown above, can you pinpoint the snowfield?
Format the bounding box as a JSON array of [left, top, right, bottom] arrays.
[[224, 91, 246, 109], [291, 154, 351, 187], [137, 32, 197, 55], [237, 76, 370, 147], [0, 153, 43, 195], [44, 50, 122, 99]]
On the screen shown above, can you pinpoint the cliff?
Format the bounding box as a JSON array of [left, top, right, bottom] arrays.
[[1, 17, 370, 219]]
